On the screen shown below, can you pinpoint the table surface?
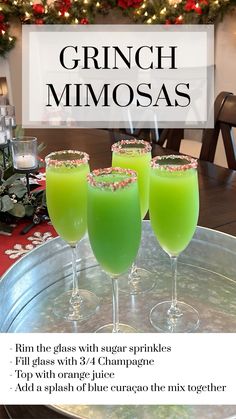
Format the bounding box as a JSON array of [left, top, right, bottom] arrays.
[[1, 128, 236, 419]]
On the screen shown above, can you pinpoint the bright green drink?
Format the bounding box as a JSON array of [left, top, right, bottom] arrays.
[[112, 140, 152, 219], [149, 159, 199, 256], [46, 156, 89, 245], [87, 169, 141, 275]]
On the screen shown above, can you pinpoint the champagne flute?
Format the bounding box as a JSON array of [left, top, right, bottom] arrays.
[[87, 167, 141, 332], [45, 150, 99, 321], [149, 155, 199, 332], [112, 139, 155, 294]]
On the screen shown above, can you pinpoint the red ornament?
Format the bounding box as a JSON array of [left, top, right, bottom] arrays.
[[80, 18, 89, 24], [175, 16, 183, 24], [118, 0, 142, 10], [32, 3, 45, 14], [0, 23, 7, 32], [193, 4, 202, 14], [184, 0, 195, 11], [0, 13, 5, 23], [55, 0, 71, 15], [35, 18, 44, 24], [165, 19, 171, 25]]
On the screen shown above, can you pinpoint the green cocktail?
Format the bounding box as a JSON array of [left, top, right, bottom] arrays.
[[111, 139, 154, 295], [87, 167, 141, 333], [112, 139, 152, 219], [46, 162, 89, 245], [45, 150, 99, 322], [149, 159, 199, 256], [88, 170, 141, 275], [149, 155, 199, 333]]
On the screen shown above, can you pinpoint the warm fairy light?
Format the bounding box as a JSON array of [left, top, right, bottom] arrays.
[[13, 1, 17, 4], [84, 0, 88, 3], [196, 2, 199, 6], [25, 11, 30, 17], [96, 1, 100, 6], [141, 3, 146, 8], [30, 1, 33, 5], [1, 30, 5, 35], [74, 18, 79, 23], [160, 7, 166, 14], [144, 11, 148, 16], [152, 14, 157, 19], [58, 11, 61, 16], [147, 18, 152, 23], [0, 7, 2, 10], [214, 0, 219, 4], [64, 11, 70, 17], [178, 14, 183, 20], [83, 8, 86, 12], [9, 37, 13, 41]]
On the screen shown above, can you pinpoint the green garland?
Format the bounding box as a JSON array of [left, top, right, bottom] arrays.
[[0, 0, 235, 57]]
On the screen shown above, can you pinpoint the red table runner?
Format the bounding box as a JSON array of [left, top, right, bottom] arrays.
[[0, 170, 57, 277]]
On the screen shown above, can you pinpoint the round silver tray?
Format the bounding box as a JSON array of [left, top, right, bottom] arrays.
[[1, 221, 236, 418]]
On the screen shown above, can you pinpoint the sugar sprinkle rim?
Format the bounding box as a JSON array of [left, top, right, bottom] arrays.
[[151, 155, 198, 172], [87, 167, 137, 191], [112, 139, 152, 155]]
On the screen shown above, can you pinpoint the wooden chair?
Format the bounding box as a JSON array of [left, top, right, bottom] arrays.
[[200, 92, 236, 169], [156, 91, 236, 167]]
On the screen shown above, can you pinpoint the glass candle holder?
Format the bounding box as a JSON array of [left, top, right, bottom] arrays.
[[11, 137, 38, 171], [0, 116, 7, 145], [0, 106, 7, 117], [6, 105, 16, 129]]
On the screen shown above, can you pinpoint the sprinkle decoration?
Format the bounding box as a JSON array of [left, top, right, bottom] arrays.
[[87, 167, 138, 191], [112, 139, 152, 155], [45, 150, 89, 168], [151, 154, 198, 172]]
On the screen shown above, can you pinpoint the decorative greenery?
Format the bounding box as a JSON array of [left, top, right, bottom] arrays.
[[0, 0, 235, 57], [0, 143, 46, 229]]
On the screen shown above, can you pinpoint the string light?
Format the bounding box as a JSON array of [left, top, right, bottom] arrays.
[[160, 7, 166, 15]]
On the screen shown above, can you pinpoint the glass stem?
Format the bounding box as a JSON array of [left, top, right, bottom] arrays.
[[112, 277, 120, 333], [70, 244, 82, 306], [168, 255, 182, 318]]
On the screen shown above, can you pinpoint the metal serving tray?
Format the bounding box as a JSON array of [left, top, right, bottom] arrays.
[[1, 221, 236, 418]]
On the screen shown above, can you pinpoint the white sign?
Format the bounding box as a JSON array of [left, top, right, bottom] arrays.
[[0, 333, 235, 405], [22, 25, 214, 129]]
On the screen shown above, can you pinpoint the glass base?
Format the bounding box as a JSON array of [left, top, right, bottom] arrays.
[[53, 289, 99, 321], [95, 323, 137, 333], [150, 301, 199, 333], [119, 266, 156, 295]]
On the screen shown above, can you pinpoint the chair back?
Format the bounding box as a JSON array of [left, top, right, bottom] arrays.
[[157, 91, 236, 169], [200, 92, 236, 169]]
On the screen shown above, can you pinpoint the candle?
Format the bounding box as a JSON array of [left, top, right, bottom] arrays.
[[14, 154, 37, 170], [0, 131, 7, 145]]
